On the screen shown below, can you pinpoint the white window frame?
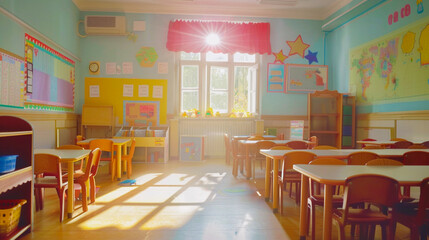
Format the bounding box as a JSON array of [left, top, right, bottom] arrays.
[[178, 52, 260, 116]]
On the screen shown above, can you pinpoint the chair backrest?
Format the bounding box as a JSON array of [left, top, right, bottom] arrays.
[[285, 140, 309, 149], [342, 174, 400, 220], [403, 151, 429, 165], [360, 138, 376, 148], [256, 140, 276, 150], [281, 151, 316, 178], [75, 135, 85, 144], [90, 147, 102, 176], [416, 177, 429, 224], [127, 138, 136, 159], [313, 145, 338, 150], [407, 144, 428, 149], [34, 153, 64, 185], [270, 146, 292, 150], [81, 148, 100, 180], [347, 151, 379, 165], [391, 140, 414, 149], [363, 145, 385, 149], [422, 141, 429, 149], [57, 145, 84, 150], [309, 158, 346, 196], [365, 158, 403, 166], [89, 139, 114, 152]]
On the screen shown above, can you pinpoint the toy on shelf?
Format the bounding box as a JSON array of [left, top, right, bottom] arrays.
[[205, 107, 213, 117]]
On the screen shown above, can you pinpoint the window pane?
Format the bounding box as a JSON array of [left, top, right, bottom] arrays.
[[206, 52, 228, 62], [233, 66, 249, 111], [181, 52, 200, 60], [210, 67, 228, 90], [210, 92, 228, 113], [182, 91, 198, 111], [233, 53, 256, 63], [182, 65, 199, 88]]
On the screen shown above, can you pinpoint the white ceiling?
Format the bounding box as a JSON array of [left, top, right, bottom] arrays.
[[72, 0, 353, 19]]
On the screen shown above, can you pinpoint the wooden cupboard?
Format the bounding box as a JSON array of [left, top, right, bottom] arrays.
[[0, 116, 33, 239]]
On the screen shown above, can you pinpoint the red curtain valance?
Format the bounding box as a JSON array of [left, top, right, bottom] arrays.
[[166, 20, 271, 54]]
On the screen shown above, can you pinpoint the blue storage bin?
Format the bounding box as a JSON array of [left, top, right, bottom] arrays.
[[0, 155, 18, 174]]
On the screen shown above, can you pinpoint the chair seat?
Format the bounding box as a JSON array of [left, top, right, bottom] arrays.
[[309, 194, 344, 205], [35, 177, 67, 188], [334, 208, 391, 224]]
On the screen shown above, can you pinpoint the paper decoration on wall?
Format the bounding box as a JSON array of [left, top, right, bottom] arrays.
[[106, 62, 117, 75], [401, 31, 416, 54], [138, 85, 149, 97], [267, 63, 285, 92], [24, 34, 75, 112], [285, 64, 328, 93], [136, 47, 158, 67], [0, 48, 25, 108], [158, 62, 168, 74], [153, 85, 163, 98], [124, 101, 159, 126], [290, 120, 304, 140], [123, 84, 133, 97], [286, 35, 310, 58], [350, 17, 429, 105], [89, 85, 100, 97], [273, 50, 288, 63], [417, 0, 424, 14], [305, 50, 318, 64], [122, 62, 133, 74]]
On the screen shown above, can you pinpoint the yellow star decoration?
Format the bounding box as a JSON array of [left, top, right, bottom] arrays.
[[273, 50, 288, 63], [287, 35, 310, 58]]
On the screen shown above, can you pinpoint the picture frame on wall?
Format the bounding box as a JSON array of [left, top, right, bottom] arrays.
[[267, 63, 285, 92], [285, 64, 328, 94]]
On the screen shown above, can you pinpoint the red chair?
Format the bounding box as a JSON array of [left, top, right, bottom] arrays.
[[391, 140, 414, 149], [347, 151, 379, 165], [285, 140, 309, 149]]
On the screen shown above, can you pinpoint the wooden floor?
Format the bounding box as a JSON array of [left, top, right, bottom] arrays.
[[22, 158, 417, 240]]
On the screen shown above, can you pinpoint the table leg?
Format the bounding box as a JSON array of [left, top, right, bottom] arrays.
[[67, 161, 74, 218], [272, 157, 279, 213], [299, 174, 309, 240], [116, 145, 122, 181], [264, 156, 271, 201], [245, 144, 251, 179], [323, 184, 333, 240]]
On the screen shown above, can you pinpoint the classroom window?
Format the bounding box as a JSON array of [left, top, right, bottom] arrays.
[[179, 52, 259, 115]]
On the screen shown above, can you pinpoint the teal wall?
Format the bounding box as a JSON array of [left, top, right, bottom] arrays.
[[78, 13, 325, 116], [326, 0, 429, 113]]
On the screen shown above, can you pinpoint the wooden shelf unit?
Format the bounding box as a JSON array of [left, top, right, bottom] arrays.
[[308, 90, 343, 148], [0, 116, 33, 239], [341, 95, 356, 149]]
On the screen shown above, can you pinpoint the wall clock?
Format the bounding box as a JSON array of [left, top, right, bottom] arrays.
[[89, 61, 100, 75]]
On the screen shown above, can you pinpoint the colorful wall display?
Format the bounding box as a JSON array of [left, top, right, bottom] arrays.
[[349, 16, 429, 105], [0, 48, 25, 108], [180, 135, 204, 161], [124, 101, 159, 127], [136, 47, 158, 67], [24, 34, 75, 111], [267, 63, 285, 92], [285, 64, 328, 93]]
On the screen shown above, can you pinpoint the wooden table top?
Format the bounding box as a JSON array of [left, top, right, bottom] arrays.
[[34, 149, 91, 161]]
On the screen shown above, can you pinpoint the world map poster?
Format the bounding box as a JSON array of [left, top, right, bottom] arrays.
[[349, 17, 429, 105]]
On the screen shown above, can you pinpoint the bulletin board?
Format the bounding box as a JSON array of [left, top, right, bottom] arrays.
[[267, 63, 285, 92], [24, 34, 75, 111], [0, 48, 25, 108], [85, 77, 167, 126], [285, 64, 328, 94]]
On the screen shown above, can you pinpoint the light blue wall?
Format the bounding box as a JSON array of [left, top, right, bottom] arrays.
[[78, 13, 325, 116], [326, 0, 429, 113]]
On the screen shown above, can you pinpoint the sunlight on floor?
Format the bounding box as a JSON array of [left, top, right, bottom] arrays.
[[95, 187, 138, 203], [140, 205, 201, 230], [154, 173, 194, 185], [171, 186, 214, 203], [125, 186, 181, 203], [196, 172, 227, 185], [134, 173, 163, 185]]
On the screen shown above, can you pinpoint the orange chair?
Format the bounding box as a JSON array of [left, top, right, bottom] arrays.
[[223, 133, 232, 165], [278, 151, 316, 213], [333, 174, 400, 240], [307, 158, 346, 240], [34, 153, 68, 222], [391, 140, 414, 149], [285, 140, 309, 149], [270, 146, 292, 150], [313, 145, 338, 150], [347, 151, 379, 165], [365, 158, 403, 166], [89, 147, 103, 204], [395, 177, 429, 240], [89, 139, 116, 180], [121, 138, 136, 179], [63, 148, 100, 212]]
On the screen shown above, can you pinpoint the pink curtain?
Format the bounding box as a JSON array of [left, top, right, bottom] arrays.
[[166, 20, 271, 54]]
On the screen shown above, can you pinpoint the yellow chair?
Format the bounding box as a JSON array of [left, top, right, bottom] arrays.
[[121, 138, 136, 179], [347, 151, 379, 165], [89, 139, 116, 180], [313, 145, 338, 150], [307, 158, 345, 240]]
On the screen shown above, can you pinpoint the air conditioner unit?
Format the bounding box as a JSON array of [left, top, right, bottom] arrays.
[[84, 15, 126, 35]]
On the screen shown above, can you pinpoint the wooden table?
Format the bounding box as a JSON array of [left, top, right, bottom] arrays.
[[259, 149, 429, 213], [293, 164, 429, 240], [356, 140, 397, 148], [239, 139, 312, 179], [34, 149, 91, 219], [77, 138, 131, 181]]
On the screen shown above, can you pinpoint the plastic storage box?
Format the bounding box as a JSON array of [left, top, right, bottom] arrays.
[[0, 155, 18, 174], [0, 199, 27, 238]]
